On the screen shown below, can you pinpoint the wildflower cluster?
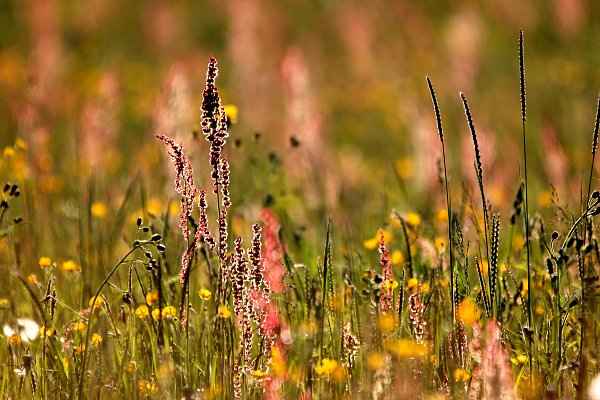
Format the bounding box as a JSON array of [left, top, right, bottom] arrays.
[[155, 134, 199, 284]]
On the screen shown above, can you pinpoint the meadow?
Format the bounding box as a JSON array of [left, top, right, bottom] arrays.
[[2, 2, 600, 399]]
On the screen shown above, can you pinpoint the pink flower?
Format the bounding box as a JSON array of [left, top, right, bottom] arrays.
[[260, 209, 286, 292]]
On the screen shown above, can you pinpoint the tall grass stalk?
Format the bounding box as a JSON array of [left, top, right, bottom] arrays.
[[578, 94, 600, 396], [460, 92, 492, 310], [426, 76, 455, 327], [320, 220, 332, 358], [585, 96, 600, 210], [519, 29, 534, 383]]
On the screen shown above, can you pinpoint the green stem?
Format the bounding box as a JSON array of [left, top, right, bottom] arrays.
[[522, 117, 533, 380]]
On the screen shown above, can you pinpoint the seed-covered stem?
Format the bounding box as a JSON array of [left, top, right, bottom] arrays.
[[426, 76, 456, 327], [460, 92, 492, 309], [519, 29, 534, 383]]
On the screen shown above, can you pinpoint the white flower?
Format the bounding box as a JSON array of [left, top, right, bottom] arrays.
[[590, 373, 600, 400], [3, 318, 40, 342]]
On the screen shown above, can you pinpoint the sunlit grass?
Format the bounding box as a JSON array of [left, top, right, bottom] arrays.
[[1, 31, 600, 400]]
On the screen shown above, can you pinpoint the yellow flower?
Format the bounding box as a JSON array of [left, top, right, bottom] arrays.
[[89, 295, 105, 311], [15, 138, 27, 151], [457, 298, 479, 326], [39, 326, 56, 339], [363, 229, 393, 250], [138, 380, 158, 396], [0, 298, 9, 308], [366, 352, 385, 370], [434, 237, 446, 252], [198, 289, 212, 300], [223, 104, 239, 124], [270, 346, 287, 378], [135, 305, 149, 319], [3, 147, 14, 158], [382, 279, 399, 291], [39, 257, 52, 269], [218, 305, 232, 318], [145, 198, 163, 216], [454, 368, 470, 382], [537, 191, 553, 207], [251, 370, 266, 378], [405, 212, 421, 227], [363, 237, 379, 250], [511, 354, 528, 365], [151, 309, 162, 320], [161, 306, 177, 320], [378, 313, 396, 333], [61, 260, 81, 272], [534, 306, 543, 316], [8, 333, 22, 345], [331, 366, 347, 382], [72, 321, 86, 332], [407, 278, 419, 291], [27, 274, 37, 284], [314, 358, 338, 376], [391, 251, 404, 266], [145, 291, 159, 306], [421, 283, 430, 293], [395, 157, 414, 180], [380, 229, 393, 242], [91, 202, 108, 219], [384, 338, 428, 358], [125, 361, 137, 373], [436, 209, 448, 223], [91, 333, 103, 346]]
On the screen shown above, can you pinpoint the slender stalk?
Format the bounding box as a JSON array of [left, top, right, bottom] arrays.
[[460, 92, 492, 308], [585, 95, 600, 202], [426, 76, 455, 327], [578, 94, 600, 397], [519, 29, 533, 383], [321, 220, 332, 358]]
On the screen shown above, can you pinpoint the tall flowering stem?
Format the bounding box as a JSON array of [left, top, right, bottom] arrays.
[[155, 134, 204, 330], [409, 287, 426, 344], [155, 135, 198, 282], [378, 229, 393, 313], [229, 224, 276, 396], [157, 57, 280, 396], [201, 57, 230, 196], [426, 76, 456, 327], [200, 57, 232, 303], [231, 237, 253, 374], [249, 224, 276, 364], [519, 30, 534, 384]]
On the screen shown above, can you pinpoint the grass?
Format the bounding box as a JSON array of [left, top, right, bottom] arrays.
[[1, 31, 600, 400]]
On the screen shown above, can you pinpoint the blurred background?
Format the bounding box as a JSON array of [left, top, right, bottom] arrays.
[[1, 0, 600, 254]]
